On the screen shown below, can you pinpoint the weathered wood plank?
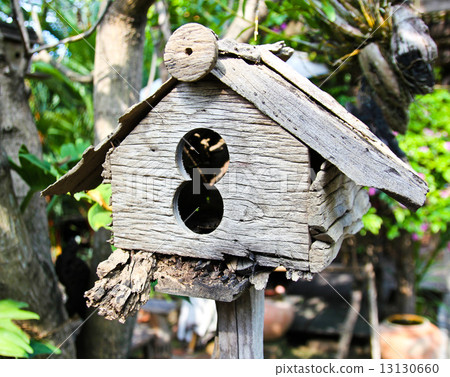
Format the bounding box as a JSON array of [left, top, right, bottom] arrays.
[[308, 163, 370, 235], [313, 189, 370, 244], [212, 56, 428, 210], [215, 286, 264, 359], [309, 239, 342, 274], [307, 160, 370, 272], [218, 39, 293, 63], [110, 80, 311, 269]]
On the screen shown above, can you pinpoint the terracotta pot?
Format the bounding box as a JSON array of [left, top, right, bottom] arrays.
[[379, 314, 443, 359], [263, 298, 295, 341]]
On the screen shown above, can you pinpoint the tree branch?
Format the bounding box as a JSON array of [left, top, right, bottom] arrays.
[[11, 0, 31, 56], [30, 0, 113, 54]]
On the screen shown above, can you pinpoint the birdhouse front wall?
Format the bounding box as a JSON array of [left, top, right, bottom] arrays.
[[109, 79, 311, 271]]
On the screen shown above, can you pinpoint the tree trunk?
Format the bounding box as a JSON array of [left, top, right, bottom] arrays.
[[76, 0, 154, 358], [93, 0, 155, 142], [0, 145, 76, 358], [0, 29, 54, 286], [224, 0, 268, 43], [0, 28, 75, 358]]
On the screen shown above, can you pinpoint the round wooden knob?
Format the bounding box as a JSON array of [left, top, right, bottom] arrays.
[[164, 23, 218, 82]]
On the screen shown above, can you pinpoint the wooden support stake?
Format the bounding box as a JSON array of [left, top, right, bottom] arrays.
[[214, 286, 264, 359], [365, 261, 381, 359], [336, 288, 363, 359]]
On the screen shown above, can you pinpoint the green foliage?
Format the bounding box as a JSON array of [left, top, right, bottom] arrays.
[[361, 207, 383, 236], [0, 300, 60, 358], [74, 184, 112, 231], [363, 89, 450, 241], [8, 145, 58, 212]]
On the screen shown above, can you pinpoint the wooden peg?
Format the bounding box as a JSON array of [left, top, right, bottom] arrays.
[[164, 23, 218, 82]]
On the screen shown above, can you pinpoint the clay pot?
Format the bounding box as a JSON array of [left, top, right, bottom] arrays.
[[379, 314, 443, 359], [263, 298, 295, 341]]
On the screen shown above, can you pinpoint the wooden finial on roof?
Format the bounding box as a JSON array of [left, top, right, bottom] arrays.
[[164, 23, 218, 82]]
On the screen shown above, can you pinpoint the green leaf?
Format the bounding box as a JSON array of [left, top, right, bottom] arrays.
[[28, 339, 61, 357], [0, 337, 29, 358], [362, 208, 383, 235], [0, 329, 33, 355], [321, 0, 336, 22], [8, 145, 57, 210], [87, 203, 112, 231], [0, 320, 29, 344], [0, 300, 40, 321]]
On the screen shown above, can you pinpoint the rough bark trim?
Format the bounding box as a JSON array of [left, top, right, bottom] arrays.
[[85, 249, 274, 321]]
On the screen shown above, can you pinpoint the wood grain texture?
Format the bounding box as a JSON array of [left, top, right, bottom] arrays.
[[213, 55, 428, 210], [218, 39, 293, 63], [164, 23, 218, 82], [215, 287, 264, 359], [110, 80, 311, 269], [308, 162, 370, 273]]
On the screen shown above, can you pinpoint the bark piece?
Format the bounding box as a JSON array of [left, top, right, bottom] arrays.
[[308, 162, 370, 273], [85, 251, 259, 321], [391, 3, 438, 94], [164, 23, 218, 82], [153, 255, 250, 302], [85, 249, 156, 323]]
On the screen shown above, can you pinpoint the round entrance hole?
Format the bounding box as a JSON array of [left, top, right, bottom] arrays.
[[176, 128, 230, 185], [173, 181, 224, 234]]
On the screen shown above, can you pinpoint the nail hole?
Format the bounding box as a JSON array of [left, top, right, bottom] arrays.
[[185, 47, 193, 55]]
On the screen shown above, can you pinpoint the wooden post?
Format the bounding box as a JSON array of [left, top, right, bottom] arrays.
[[214, 286, 264, 359]]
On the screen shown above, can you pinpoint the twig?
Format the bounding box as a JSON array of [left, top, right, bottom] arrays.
[[336, 247, 363, 359], [11, 0, 31, 56], [336, 288, 363, 359], [30, 0, 113, 54]]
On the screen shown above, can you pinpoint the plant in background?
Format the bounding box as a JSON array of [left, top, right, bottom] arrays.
[[362, 88, 450, 293], [74, 184, 113, 231], [0, 300, 60, 358]]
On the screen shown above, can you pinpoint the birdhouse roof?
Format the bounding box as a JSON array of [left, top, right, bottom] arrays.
[[42, 24, 428, 210]]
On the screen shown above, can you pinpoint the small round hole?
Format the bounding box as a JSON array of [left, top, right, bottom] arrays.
[[185, 47, 193, 55], [176, 128, 230, 185], [174, 181, 224, 234]]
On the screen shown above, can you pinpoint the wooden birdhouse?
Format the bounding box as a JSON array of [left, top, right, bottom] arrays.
[[43, 24, 428, 330]]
